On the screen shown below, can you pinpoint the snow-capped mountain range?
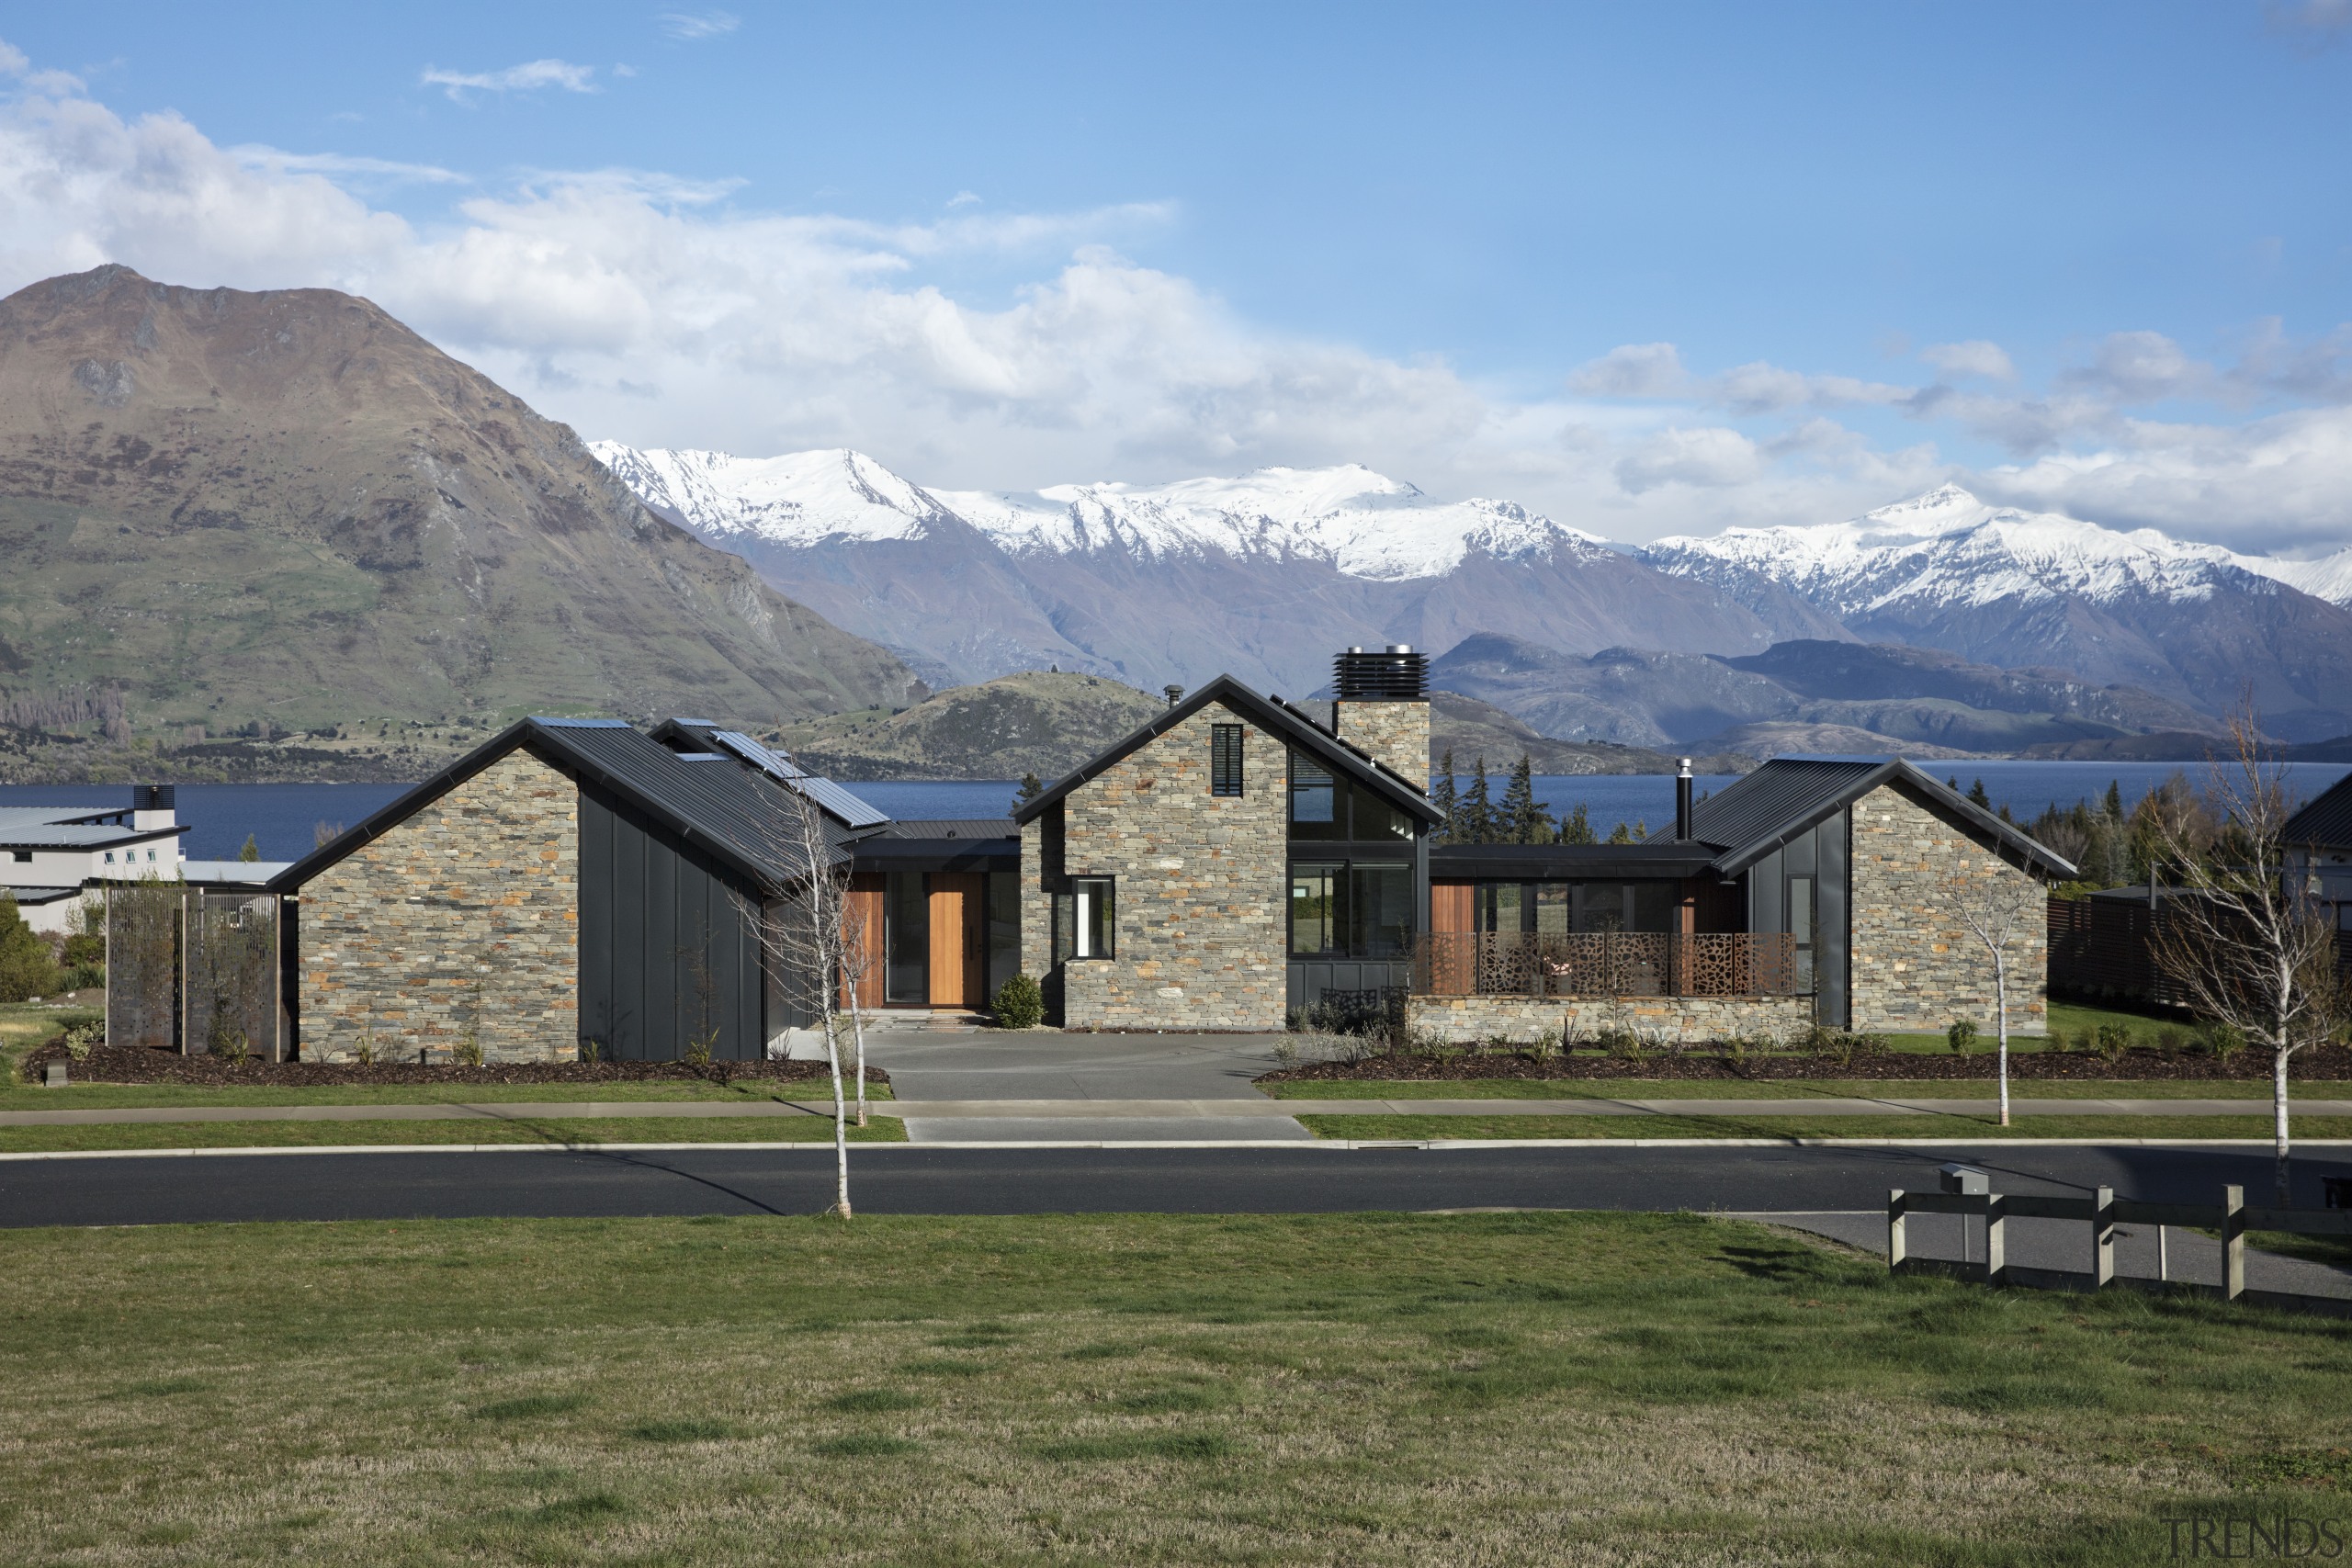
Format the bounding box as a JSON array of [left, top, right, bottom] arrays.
[[592, 441, 2352, 743], [593, 445, 1602, 581]]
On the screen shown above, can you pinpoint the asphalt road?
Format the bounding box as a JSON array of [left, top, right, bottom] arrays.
[[6, 1142, 2347, 1228]]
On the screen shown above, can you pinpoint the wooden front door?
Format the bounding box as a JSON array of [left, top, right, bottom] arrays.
[[842, 875, 885, 1011], [928, 874, 988, 1008]]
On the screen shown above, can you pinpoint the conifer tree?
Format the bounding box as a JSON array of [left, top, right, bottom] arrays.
[[1967, 778, 1993, 811], [1498, 754, 1549, 843], [1461, 757, 1496, 844], [1431, 748, 1459, 842], [1558, 802, 1595, 844]]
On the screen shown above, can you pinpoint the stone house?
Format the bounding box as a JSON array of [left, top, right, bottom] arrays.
[[264, 717, 871, 1063], [1012, 651, 1446, 1031], [1419, 757, 2075, 1043]]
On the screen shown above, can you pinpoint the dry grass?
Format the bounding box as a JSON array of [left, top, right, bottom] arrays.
[[2, 1212, 2347, 1564]]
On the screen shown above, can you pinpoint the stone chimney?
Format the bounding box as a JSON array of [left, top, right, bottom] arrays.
[[1330, 645, 1430, 793]]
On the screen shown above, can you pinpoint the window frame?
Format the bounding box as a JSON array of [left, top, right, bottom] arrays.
[[1056, 876, 1117, 962]]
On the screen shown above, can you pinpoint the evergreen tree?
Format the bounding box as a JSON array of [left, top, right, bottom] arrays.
[[1499, 754, 1550, 843], [1606, 819, 1634, 845], [237, 833, 261, 863], [1431, 748, 1459, 842], [1558, 802, 1595, 844], [1012, 773, 1044, 812], [2104, 778, 2124, 820], [0, 894, 60, 1003], [1460, 757, 1496, 844], [1967, 778, 1993, 811]]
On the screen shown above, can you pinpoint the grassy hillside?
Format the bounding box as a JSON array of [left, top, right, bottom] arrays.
[[0, 267, 920, 779], [1432, 691, 1754, 775], [781, 671, 1165, 781]]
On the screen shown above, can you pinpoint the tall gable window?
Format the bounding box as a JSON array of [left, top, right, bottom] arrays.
[[1287, 750, 1413, 841], [1210, 724, 1244, 796]]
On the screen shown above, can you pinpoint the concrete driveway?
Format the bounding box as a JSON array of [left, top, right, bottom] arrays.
[[857, 1027, 1311, 1143]]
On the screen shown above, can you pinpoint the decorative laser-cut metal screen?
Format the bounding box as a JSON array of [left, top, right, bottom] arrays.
[[104, 882, 182, 1050], [1412, 932, 1799, 998], [184, 892, 279, 1061]]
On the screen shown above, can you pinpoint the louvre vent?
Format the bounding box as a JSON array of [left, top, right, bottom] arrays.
[[1332, 645, 1428, 702]]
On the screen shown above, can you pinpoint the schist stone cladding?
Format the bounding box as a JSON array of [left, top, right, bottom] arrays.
[[1023, 703, 1289, 1030], [1848, 783, 2049, 1035], [1333, 700, 1430, 792], [299, 750, 581, 1062]]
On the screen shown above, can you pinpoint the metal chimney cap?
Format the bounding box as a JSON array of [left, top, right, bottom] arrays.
[[1346, 646, 1363, 654], [1677, 757, 1692, 776], [1384, 644, 1413, 654]]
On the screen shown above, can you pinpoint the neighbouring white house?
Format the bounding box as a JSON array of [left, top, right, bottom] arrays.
[[0, 785, 286, 934]]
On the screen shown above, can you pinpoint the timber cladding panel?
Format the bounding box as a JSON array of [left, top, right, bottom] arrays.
[[1053, 702, 1289, 1030], [298, 749, 579, 1063], [1849, 783, 2049, 1036]]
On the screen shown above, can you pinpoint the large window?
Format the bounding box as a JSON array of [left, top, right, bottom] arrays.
[[1287, 751, 1414, 842], [1476, 881, 1676, 934], [1291, 860, 1414, 957], [1211, 724, 1245, 796], [885, 872, 927, 1005], [1054, 876, 1116, 962]]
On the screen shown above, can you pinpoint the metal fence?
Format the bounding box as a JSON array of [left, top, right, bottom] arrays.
[[1410, 931, 1798, 998]]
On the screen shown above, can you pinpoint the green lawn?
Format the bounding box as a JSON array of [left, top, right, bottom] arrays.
[[1297, 1113, 2352, 1142], [0, 1077, 896, 1111], [1875, 998, 2197, 1055], [1261, 1077, 2330, 1101], [1, 1211, 2345, 1565], [0, 1114, 908, 1154]]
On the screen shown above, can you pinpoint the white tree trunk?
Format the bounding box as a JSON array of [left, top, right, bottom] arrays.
[[849, 991, 869, 1129], [1995, 953, 2011, 1129], [825, 1010, 852, 1218], [2274, 1044, 2293, 1206]]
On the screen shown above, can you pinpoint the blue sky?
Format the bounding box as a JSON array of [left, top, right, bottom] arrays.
[[2, 3, 2348, 547]]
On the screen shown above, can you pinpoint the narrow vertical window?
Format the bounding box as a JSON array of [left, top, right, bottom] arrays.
[[1210, 724, 1244, 796], [1788, 875, 1816, 994], [1062, 877, 1116, 959]]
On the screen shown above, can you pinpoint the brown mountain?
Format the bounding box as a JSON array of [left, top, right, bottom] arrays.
[[0, 266, 920, 764]]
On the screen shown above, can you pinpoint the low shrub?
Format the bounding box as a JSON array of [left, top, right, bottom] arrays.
[[2093, 1022, 2132, 1062], [994, 972, 1045, 1030], [1946, 1019, 1979, 1055]]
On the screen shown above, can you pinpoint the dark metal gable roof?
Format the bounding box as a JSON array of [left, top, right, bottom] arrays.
[[1680, 756, 2075, 879], [649, 718, 889, 829], [268, 718, 853, 895], [2285, 772, 2352, 851], [1010, 674, 1443, 829]]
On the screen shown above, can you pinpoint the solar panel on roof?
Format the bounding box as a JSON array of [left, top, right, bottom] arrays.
[[708, 729, 891, 829], [532, 716, 634, 728]]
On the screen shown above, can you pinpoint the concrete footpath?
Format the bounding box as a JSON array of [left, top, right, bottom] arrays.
[[2, 1095, 2341, 1129]]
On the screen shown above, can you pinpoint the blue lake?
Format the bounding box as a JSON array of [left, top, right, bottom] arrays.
[[6, 758, 2346, 862]]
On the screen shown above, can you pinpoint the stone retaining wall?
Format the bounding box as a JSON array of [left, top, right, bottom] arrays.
[[1408, 993, 1818, 1045], [299, 749, 580, 1062]]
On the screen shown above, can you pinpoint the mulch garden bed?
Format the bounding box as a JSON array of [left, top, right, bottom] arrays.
[[1259, 1043, 2352, 1085], [17, 1039, 885, 1089]]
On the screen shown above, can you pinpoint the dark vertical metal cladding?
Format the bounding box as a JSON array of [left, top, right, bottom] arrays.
[[1331, 646, 1430, 701], [577, 778, 767, 1062]]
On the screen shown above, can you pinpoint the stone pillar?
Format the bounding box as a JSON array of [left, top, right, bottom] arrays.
[[1330, 645, 1430, 794]]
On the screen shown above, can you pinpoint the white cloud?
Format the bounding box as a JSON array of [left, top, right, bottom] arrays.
[[1613, 426, 1760, 492], [2270, 0, 2352, 37], [1920, 339, 2015, 380], [1566, 342, 1685, 397], [420, 59, 598, 100], [659, 11, 740, 40], [231, 145, 466, 185], [0, 47, 2348, 554]]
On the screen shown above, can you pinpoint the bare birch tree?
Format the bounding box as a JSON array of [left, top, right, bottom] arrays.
[[1938, 855, 2046, 1127], [2152, 704, 2345, 1205], [747, 773, 856, 1218]]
